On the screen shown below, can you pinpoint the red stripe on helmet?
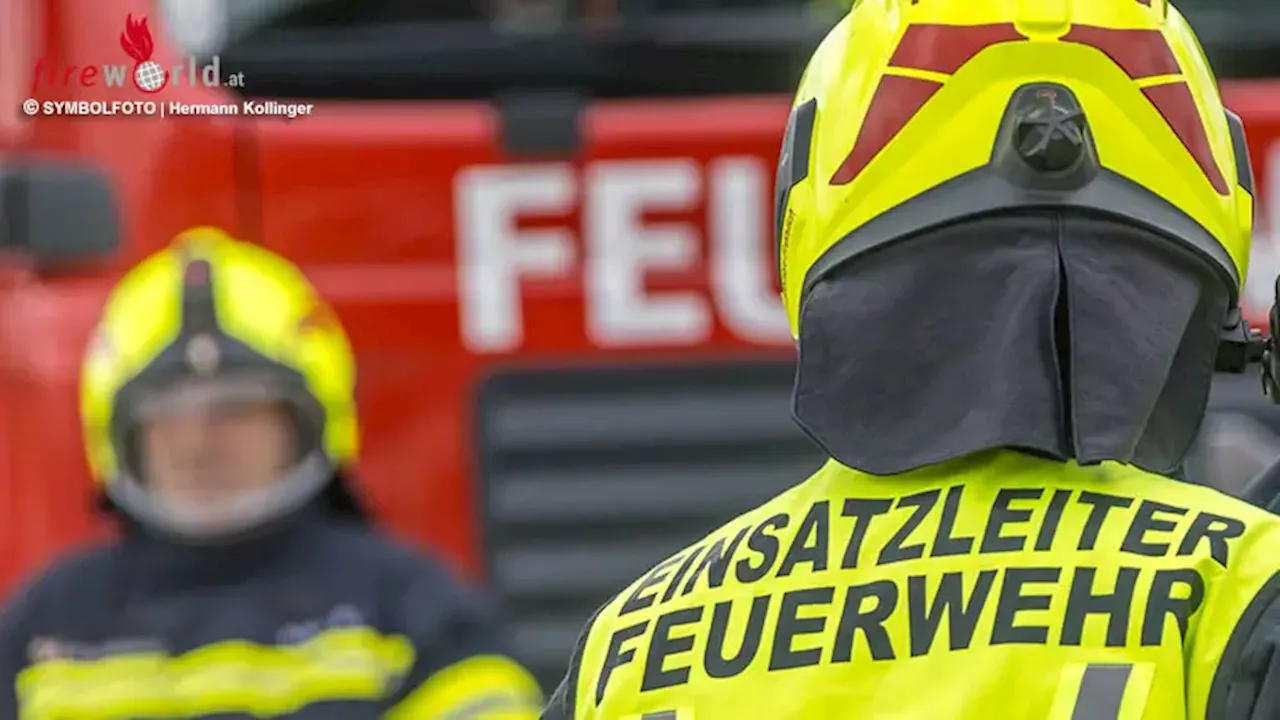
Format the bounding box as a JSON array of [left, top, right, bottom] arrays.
[[830, 76, 942, 186], [889, 23, 1025, 75], [1062, 26, 1180, 79], [1142, 82, 1229, 195]]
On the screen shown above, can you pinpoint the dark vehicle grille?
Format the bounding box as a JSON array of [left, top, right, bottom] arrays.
[[475, 361, 824, 691]]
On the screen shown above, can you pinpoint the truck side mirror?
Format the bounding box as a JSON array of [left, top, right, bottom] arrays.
[[0, 161, 121, 264]]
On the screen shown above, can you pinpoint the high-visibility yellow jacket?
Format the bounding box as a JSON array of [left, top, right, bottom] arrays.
[[543, 451, 1280, 719]]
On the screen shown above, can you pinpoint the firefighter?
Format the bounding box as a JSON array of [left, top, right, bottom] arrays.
[[543, 1, 1280, 718], [0, 227, 542, 718]]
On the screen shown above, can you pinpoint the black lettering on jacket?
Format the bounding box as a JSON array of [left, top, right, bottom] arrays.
[[1035, 489, 1072, 551], [1061, 567, 1139, 647], [907, 570, 997, 656], [1120, 500, 1188, 557], [661, 545, 707, 603], [596, 621, 648, 704], [621, 553, 689, 615], [681, 526, 752, 597], [735, 514, 789, 583], [878, 490, 940, 566], [778, 502, 831, 577], [1141, 568, 1205, 645], [705, 595, 770, 679], [841, 499, 892, 569], [991, 567, 1060, 645], [981, 489, 1044, 554], [641, 608, 703, 691], [1176, 512, 1246, 569], [769, 587, 835, 670], [931, 485, 976, 557], [832, 581, 898, 661], [1076, 492, 1134, 551]]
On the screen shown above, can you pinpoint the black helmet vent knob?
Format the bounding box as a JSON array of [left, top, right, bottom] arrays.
[[1014, 87, 1088, 172]]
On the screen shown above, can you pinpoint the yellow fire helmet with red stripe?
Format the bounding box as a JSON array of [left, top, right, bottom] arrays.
[[775, 0, 1254, 335], [80, 227, 361, 538], [775, 0, 1261, 477]]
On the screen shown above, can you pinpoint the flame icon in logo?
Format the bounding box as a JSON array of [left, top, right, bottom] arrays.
[[120, 14, 167, 93]]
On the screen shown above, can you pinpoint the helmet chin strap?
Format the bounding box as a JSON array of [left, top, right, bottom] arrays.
[[109, 451, 332, 545]]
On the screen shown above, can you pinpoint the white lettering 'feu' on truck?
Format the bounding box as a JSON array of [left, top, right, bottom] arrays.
[[455, 158, 789, 353]]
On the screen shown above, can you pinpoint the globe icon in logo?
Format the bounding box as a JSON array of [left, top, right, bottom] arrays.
[[121, 14, 168, 93], [134, 61, 166, 92]]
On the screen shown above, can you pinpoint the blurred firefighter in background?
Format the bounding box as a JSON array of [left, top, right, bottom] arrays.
[[544, 1, 1280, 718], [0, 228, 541, 718]]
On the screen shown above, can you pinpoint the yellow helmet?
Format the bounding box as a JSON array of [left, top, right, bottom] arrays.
[[776, 0, 1255, 336], [80, 227, 360, 537], [777, 0, 1261, 477]]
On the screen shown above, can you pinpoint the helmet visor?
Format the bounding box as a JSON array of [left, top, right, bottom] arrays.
[[112, 372, 327, 539], [132, 372, 287, 423]]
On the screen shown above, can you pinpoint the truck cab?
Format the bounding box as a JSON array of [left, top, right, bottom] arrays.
[[4, 0, 1280, 691]]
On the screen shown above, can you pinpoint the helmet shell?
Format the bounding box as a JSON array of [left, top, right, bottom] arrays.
[[81, 227, 359, 487], [776, 0, 1255, 336]]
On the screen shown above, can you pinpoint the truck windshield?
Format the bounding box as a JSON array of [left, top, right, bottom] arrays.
[[163, 0, 839, 99]]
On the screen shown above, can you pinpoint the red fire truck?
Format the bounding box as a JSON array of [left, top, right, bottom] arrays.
[[4, 0, 1280, 688]]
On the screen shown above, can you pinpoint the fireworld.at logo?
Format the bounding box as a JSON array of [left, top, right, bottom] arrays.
[[120, 14, 167, 92], [30, 14, 244, 95]]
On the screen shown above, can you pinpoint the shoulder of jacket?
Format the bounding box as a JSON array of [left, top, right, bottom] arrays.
[[320, 524, 449, 573], [1109, 465, 1280, 525], [22, 543, 121, 596], [329, 527, 485, 615], [0, 542, 123, 629]]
